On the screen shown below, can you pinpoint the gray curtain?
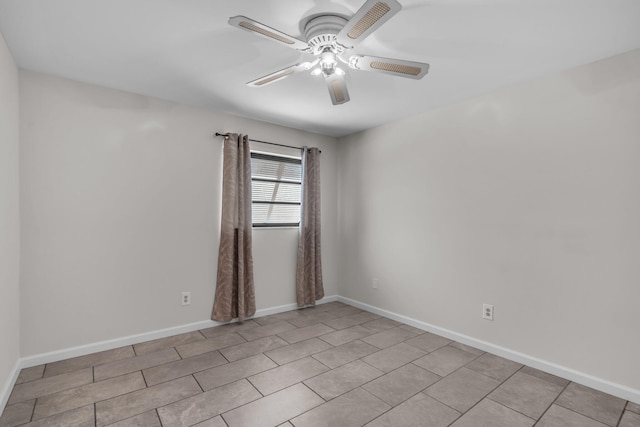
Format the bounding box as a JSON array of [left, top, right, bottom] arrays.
[[212, 134, 255, 322], [296, 147, 324, 306]]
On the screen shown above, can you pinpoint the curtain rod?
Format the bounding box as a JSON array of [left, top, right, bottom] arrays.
[[214, 133, 321, 153]]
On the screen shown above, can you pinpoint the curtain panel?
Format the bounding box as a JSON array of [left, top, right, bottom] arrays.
[[296, 147, 324, 306], [211, 134, 256, 322]]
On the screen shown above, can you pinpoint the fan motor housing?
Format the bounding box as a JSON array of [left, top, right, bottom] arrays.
[[304, 15, 347, 54]]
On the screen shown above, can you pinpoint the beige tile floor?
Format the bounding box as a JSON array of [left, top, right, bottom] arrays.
[[1, 301, 639, 427]]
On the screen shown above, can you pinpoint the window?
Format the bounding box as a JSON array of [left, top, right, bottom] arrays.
[[251, 152, 302, 227]]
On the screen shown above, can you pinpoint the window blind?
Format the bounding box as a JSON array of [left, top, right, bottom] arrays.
[[251, 152, 302, 227]]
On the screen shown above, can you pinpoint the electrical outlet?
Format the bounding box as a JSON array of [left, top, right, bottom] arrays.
[[181, 292, 191, 306], [372, 278, 379, 289], [482, 304, 494, 321]]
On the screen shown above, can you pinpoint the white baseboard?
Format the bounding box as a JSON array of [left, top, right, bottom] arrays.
[[0, 359, 21, 415], [338, 296, 640, 405]]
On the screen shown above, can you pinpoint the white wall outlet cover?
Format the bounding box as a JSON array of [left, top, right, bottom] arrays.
[[181, 292, 191, 306], [482, 304, 494, 321]]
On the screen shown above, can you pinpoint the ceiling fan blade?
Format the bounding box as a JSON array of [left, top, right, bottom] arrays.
[[247, 63, 313, 88], [229, 16, 310, 51], [324, 73, 350, 105], [348, 55, 429, 79], [335, 0, 402, 49]]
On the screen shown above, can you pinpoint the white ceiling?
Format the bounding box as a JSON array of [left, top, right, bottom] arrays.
[[1, 0, 639, 137]]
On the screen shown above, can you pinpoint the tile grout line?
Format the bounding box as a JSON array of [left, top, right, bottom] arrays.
[[141, 369, 149, 388], [245, 377, 265, 398], [614, 402, 629, 427], [484, 395, 539, 423], [41, 363, 49, 380], [191, 373, 207, 395], [29, 397, 37, 424], [154, 408, 163, 427], [93, 370, 97, 425], [192, 374, 204, 394], [532, 379, 572, 426]]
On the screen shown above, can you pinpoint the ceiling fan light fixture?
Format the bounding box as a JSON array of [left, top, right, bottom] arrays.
[[320, 50, 337, 67], [319, 50, 339, 75], [229, 0, 427, 105]]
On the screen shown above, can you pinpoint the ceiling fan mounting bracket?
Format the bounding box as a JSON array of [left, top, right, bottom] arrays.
[[303, 15, 348, 54]]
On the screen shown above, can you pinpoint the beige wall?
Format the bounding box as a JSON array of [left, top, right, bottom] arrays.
[[0, 32, 20, 397], [338, 50, 640, 391], [18, 71, 338, 356]]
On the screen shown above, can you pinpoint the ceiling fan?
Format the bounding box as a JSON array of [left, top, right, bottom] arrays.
[[228, 0, 430, 105]]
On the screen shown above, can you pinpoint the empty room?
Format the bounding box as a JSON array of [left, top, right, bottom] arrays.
[[1, 0, 639, 426]]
